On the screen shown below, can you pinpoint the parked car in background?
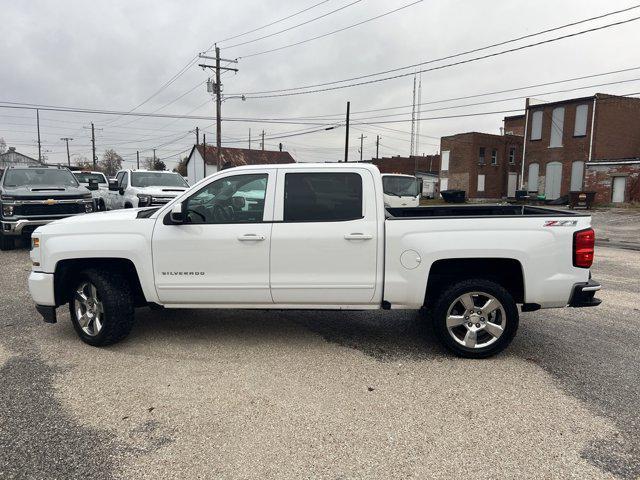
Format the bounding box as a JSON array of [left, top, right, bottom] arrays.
[[29, 163, 600, 358], [381, 173, 421, 207], [0, 165, 94, 250], [106, 169, 189, 210], [73, 170, 109, 211]]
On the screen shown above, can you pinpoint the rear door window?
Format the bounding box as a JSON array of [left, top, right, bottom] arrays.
[[283, 172, 362, 222]]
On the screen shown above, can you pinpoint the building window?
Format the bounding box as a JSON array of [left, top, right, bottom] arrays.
[[549, 107, 565, 148], [477, 174, 485, 192], [509, 147, 516, 164], [574, 104, 589, 137], [478, 147, 485, 164], [441, 150, 450, 171], [491, 149, 498, 165], [530, 110, 543, 140]]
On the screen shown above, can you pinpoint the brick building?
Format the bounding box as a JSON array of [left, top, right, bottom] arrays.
[[522, 93, 640, 203], [504, 115, 526, 136], [439, 132, 524, 199]]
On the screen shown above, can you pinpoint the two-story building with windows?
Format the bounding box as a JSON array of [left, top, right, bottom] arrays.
[[439, 131, 523, 199], [522, 93, 640, 203]]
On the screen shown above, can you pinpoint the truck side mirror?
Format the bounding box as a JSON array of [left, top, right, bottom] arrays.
[[87, 179, 99, 191], [108, 179, 119, 191], [169, 202, 185, 224]]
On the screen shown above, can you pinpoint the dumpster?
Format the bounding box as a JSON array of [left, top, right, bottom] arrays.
[[568, 191, 596, 210], [440, 189, 466, 203]]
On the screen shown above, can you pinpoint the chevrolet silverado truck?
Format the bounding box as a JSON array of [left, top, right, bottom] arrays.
[[106, 169, 189, 210], [1, 165, 94, 250], [28, 163, 601, 358]]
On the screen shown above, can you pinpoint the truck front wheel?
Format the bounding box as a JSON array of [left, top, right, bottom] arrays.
[[69, 269, 135, 346], [431, 279, 519, 358]]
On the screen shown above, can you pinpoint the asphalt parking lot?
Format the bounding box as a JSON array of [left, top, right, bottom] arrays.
[[0, 246, 638, 479]]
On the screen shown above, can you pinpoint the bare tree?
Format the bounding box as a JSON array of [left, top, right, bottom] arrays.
[[99, 149, 123, 177], [142, 156, 165, 171], [174, 157, 188, 176]]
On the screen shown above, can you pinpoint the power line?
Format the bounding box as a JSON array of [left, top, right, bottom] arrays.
[[237, 0, 423, 59], [223, 0, 363, 49], [209, 0, 332, 46], [232, 6, 640, 96]]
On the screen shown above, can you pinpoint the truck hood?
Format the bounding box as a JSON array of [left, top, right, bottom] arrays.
[[3, 185, 90, 199], [34, 208, 146, 234]]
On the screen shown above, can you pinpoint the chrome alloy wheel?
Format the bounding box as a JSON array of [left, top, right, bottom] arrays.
[[445, 292, 506, 349], [73, 282, 104, 337]]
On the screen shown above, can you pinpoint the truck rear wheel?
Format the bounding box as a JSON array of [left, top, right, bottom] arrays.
[[431, 279, 519, 358], [69, 269, 135, 346]]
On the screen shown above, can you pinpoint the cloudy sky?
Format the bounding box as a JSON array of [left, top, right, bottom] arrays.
[[1, 0, 639, 169]]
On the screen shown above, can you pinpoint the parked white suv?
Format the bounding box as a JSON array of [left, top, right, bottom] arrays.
[[28, 163, 601, 358], [106, 169, 188, 210]]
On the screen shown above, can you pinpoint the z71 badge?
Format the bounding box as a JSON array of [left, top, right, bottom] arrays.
[[544, 220, 578, 227]]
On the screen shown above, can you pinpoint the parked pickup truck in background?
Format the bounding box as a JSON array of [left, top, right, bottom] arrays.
[[28, 163, 601, 358], [106, 169, 189, 210], [1, 165, 94, 250], [73, 170, 109, 211], [381, 173, 421, 208]]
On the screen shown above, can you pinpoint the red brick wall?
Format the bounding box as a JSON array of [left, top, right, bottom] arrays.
[[584, 162, 640, 203], [440, 133, 523, 198], [504, 115, 525, 136], [593, 95, 640, 160], [523, 100, 593, 195]]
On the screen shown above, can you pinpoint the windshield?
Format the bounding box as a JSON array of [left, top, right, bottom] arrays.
[[382, 176, 419, 197], [74, 172, 106, 184], [3, 168, 79, 187], [130, 171, 188, 188]]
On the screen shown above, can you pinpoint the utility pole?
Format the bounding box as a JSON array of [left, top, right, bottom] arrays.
[[36, 109, 42, 162], [248, 128, 251, 149], [136, 151, 140, 169], [359, 133, 367, 162], [279, 143, 283, 152], [376, 135, 380, 159], [195, 126, 200, 145], [261, 130, 265, 150], [91, 122, 96, 168], [153, 148, 156, 166], [199, 48, 238, 171], [60, 137, 73, 166], [416, 74, 422, 156], [410, 75, 417, 156], [344, 101, 350, 162]]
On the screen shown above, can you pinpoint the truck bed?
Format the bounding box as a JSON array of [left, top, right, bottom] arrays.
[[386, 204, 586, 219]]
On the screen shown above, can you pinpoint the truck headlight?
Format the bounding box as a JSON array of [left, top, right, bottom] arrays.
[[84, 202, 94, 213], [137, 194, 152, 207], [3, 204, 14, 217]]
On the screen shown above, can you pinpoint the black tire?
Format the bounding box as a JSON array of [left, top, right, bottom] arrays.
[[68, 268, 135, 346], [124, 202, 133, 209], [431, 279, 519, 359], [0, 233, 15, 251]]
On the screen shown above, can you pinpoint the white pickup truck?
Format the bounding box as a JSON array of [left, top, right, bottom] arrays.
[[28, 163, 601, 358], [106, 169, 189, 210], [381, 173, 421, 208], [73, 170, 109, 211]]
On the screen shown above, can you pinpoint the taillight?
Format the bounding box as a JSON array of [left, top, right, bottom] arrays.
[[573, 228, 595, 268]]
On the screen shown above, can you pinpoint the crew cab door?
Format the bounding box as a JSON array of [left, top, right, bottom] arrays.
[[270, 168, 380, 305], [109, 171, 127, 210], [151, 169, 275, 305]]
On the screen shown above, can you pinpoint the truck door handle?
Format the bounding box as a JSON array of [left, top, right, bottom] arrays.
[[238, 234, 265, 241], [344, 233, 373, 240]]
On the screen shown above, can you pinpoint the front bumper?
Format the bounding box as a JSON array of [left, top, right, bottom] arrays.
[[2, 219, 53, 236], [568, 279, 602, 307]]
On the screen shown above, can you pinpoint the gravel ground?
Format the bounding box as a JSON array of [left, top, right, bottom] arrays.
[[588, 208, 640, 250], [0, 246, 638, 479]]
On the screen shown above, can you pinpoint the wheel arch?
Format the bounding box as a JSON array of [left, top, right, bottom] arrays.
[[54, 257, 147, 307], [424, 257, 525, 307]]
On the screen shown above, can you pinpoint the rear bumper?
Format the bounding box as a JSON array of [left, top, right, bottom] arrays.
[[568, 279, 602, 307]]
